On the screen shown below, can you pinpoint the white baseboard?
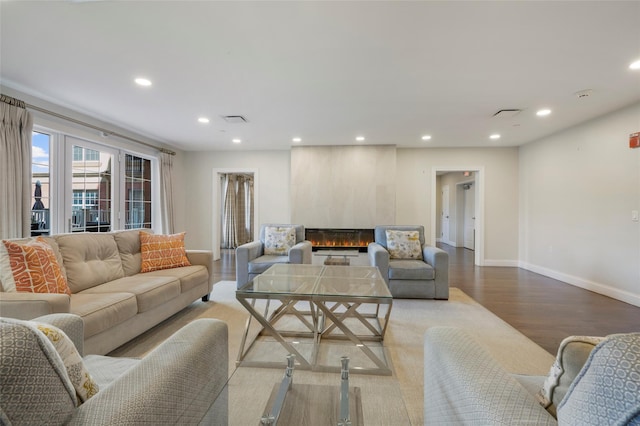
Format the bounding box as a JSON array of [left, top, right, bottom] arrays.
[[482, 259, 520, 267], [519, 262, 640, 308]]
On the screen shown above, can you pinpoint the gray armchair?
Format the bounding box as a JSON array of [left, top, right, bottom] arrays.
[[368, 225, 449, 299], [235, 223, 312, 289], [0, 314, 229, 425]]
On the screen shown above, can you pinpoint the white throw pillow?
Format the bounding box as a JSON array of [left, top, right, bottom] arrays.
[[31, 321, 100, 404], [385, 230, 423, 260], [537, 335, 604, 417], [264, 226, 296, 256]]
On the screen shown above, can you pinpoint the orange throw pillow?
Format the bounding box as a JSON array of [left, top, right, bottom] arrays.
[[0, 237, 71, 295], [140, 232, 191, 273]]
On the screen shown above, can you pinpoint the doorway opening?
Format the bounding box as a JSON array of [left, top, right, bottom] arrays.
[[212, 168, 259, 260], [431, 167, 484, 266]]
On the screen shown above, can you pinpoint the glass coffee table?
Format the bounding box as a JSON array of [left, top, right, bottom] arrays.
[[213, 356, 411, 425], [236, 264, 394, 375]]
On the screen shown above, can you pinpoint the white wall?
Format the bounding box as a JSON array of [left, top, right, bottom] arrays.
[[290, 145, 396, 228], [519, 102, 640, 306], [177, 150, 291, 252], [395, 147, 520, 264]]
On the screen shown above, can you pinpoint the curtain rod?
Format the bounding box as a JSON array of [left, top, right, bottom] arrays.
[[1, 95, 176, 156]]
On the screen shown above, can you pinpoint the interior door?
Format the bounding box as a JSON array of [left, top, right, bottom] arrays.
[[463, 184, 475, 250], [441, 185, 450, 243]]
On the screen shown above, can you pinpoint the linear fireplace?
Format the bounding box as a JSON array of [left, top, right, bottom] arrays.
[[305, 228, 374, 252]]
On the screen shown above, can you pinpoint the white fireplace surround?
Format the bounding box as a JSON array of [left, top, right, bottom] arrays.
[[291, 145, 396, 229]]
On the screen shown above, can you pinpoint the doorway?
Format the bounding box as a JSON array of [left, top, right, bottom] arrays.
[[432, 167, 484, 266], [212, 168, 259, 261]]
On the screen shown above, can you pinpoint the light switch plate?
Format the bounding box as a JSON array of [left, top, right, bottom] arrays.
[[633, 210, 639, 222]]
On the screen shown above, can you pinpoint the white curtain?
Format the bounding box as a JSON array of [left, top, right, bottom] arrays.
[[159, 151, 175, 234], [221, 174, 238, 248], [246, 179, 254, 241], [220, 174, 254, 248], [0, 95, 33, 239]]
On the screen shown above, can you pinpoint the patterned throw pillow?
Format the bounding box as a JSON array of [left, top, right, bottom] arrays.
[[537, 335, 605, 417], [32, 321, 99, 403], [263, 226, 296, 256], [140, 232, 191, 273], [557, 333, 640, 425], [385, 230, 423, 260], [0, 237, 71, 294]]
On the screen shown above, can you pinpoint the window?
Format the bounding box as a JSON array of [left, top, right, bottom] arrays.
[[31, 131, 51, 236], [31, 130, 157, 235], [71, 144, 112, 233], [125, 154, 152, 229]]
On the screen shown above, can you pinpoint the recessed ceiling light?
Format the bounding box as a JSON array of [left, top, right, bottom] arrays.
[[629, 60, 640, 70], [489, 134, 501, 140], [134, 77, 152, 87], [421, 135, 432, 141], [356, 136, 365, 142], [197, 117, 210, 124], [232, 138, 242, 144], [292, 137, 302, 143], [536, 109, 551, 117]]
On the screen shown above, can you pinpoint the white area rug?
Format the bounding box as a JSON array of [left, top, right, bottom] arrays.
[[110, 281, 554, 425]]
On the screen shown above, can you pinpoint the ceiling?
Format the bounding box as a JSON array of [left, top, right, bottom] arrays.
[[1, 1, 639, 152]]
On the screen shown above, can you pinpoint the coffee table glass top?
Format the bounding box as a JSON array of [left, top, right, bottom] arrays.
[[239, 264, 391, 299]]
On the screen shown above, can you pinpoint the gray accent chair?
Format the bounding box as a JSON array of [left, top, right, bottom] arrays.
[[0, 313, 229, 425], [235, 224, 312, 289], [368, 225, 449, 299]]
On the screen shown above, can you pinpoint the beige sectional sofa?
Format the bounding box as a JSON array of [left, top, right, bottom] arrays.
[[0, 230, 214, 355]]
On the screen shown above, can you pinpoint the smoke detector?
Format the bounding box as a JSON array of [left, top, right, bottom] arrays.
[[221, 115, 248, 123], [575, 89, 593, 99]]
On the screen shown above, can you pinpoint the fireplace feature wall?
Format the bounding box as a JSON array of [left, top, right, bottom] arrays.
[[306, 228, 374, 252]]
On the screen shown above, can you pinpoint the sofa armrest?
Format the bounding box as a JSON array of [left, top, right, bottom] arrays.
[[235, 241, 263, 288], [0, 292, 71, 320], [289, 240, 312, 264], [70, 318, 229, 425], [186, 250, 214, 292], [368, 243, 390, 284], [423, 245, 449, 299], [35, 313, 85, 355], [424, 327, 556, 425]]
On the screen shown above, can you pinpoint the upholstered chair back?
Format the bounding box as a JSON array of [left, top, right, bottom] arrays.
[[374, 225, 426, 248], [0, 319, 77, 424], [259, 224, 306, 244]]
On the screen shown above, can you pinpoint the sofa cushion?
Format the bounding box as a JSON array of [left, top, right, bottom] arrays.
[[388, 259, 434, 280], [0, 318, 77, 424], [70, 292, 137, 338], [81, 275, 181, 313], [538, 335, 604, 417], [557, 332, 640, 425], [140, 232, 191, 273], [142, 265, 209, 293], [248, 255, 290, 274], [0, 237, 71, 295], [385, 230, 423, 260], [113, 229, 148, 276], [83, 354, 139, 389], [55, 234, 125, 293], [263, 226, 296, 255]]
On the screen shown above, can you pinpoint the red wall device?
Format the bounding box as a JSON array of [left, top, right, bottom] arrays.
[[630, 132, 640, 149]]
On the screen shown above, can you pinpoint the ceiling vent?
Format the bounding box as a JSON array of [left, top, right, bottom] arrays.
[[222, 115, 248, 123], [492, 109, 522, 118]]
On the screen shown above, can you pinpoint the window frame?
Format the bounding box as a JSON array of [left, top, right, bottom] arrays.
[[32, 123, 160, 235]]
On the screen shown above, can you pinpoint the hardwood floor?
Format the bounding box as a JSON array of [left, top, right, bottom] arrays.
[[212, 246, 639, 354]]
